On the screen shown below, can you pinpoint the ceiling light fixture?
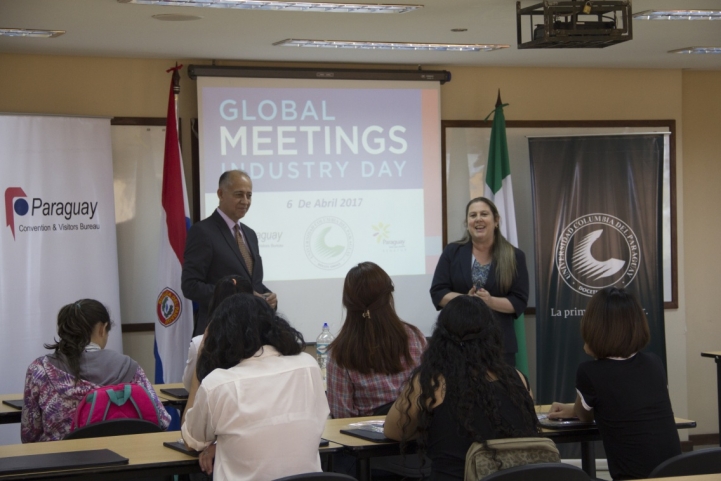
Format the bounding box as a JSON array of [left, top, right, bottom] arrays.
[[0, 28, 65, 38], [152, 13, 203, 20], [274, 39, 508, 51], [668, 46, 721, 54], [118, 0, 422, 13], [633, 10, 721, 20]]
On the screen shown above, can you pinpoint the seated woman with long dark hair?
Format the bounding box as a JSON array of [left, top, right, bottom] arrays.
[[22, 299, 170, 443], [182, 294, 329, 481], [327, 262, 426, 419], [182, 274, 253, 391], [384, 296, 538, 481]]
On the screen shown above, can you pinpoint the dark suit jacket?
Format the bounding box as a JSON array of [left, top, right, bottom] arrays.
[[181, 210, 270, 335], [429, 242, 529, 354]]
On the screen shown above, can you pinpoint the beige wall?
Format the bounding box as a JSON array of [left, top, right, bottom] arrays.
[[682, 71, 721, 436], [3, 52, 717, 435], [438, 66, 683, 122]]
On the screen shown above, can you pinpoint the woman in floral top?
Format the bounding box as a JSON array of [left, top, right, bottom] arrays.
[[21, 299, 170, 443]]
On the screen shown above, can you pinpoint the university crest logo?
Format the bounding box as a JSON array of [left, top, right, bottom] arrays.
[[555, 213, 640, 297]]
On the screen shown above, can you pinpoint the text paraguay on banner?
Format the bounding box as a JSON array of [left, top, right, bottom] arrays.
[[0, 115, 123, 399]]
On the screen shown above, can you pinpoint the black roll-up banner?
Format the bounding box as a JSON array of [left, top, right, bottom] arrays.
[[529, 134, 665, 404]]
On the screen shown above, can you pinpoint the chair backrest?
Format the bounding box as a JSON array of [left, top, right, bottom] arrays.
[[479, 463, 591, 481], [372, 401, 395, 416], [648, 447, 721, 478], [273, 473, 357, 481], [64, 418, 163, 440]]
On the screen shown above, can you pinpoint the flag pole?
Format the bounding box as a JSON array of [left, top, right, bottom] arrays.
[[168, 63, 182, 135], [155, 63, 192, 388]]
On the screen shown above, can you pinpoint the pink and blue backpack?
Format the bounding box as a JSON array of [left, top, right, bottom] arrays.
[[71, 383, 162, 431]]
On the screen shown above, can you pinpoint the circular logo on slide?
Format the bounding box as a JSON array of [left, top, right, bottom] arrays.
[[304, 216, 354, 270], [156, 287, 182, 327], [555, 213, 640, 297]]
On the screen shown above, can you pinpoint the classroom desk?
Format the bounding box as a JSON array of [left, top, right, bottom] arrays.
[[322, 416, 400, 481], [0, 431, 199, 480], [0, 395, 22, 425], [647, 476, 721, 481], [0, 430, 343, 480], [701, 351, 721, 447], [323, 414, 697, 481], [535, 405, 696, 479]]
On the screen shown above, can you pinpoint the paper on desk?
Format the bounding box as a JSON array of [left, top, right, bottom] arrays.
[[346, 420, 385, 433]]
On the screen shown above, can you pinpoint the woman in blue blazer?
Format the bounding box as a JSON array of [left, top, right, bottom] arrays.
[[430, 197, 529, 366]]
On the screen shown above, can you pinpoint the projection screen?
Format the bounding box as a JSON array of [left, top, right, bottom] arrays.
[[197, 75, 442, 340]]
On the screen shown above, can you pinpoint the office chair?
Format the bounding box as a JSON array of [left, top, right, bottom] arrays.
[[274, 473, 357, 481], [648, 447, 721, 478], [478, 462, 591, 481], [64, 418, 163, 440]]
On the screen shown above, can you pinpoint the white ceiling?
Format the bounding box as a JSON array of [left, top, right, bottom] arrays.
[[0, 0, 719, 69]]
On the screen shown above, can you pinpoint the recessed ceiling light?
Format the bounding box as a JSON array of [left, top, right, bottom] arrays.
[[668, 46, 721, 54], [451, 28, 468, 32], [633, 10, 721, 20], [0, 28, 65, 38], [118, 0, 422, 13], [274, 39, 508, 51], [152, 13, 203, 20]]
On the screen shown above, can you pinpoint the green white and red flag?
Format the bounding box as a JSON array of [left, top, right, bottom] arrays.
[[485, 96, 528, 376]]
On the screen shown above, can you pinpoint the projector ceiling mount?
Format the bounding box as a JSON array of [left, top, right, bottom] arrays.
[[516, 1, 632, 49]]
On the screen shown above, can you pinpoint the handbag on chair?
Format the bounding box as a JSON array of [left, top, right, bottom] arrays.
[[464, 437, 560, 481]]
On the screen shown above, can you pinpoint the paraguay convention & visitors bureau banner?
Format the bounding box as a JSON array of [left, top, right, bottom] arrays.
[[0, 115, 122, 405], [529, 134, 666, 404]]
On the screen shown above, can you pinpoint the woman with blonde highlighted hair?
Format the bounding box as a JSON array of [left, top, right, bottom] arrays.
[[430, 197, 529, 366]]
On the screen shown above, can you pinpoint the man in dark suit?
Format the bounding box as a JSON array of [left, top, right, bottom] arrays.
[[182, 170, 277, 336]]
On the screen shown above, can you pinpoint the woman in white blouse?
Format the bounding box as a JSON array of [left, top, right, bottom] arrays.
[[182, 294, 329, 481]]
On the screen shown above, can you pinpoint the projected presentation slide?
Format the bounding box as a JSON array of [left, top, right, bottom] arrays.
[[198, 77, 442, 283]]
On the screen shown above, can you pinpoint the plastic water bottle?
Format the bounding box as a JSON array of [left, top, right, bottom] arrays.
[[316, 323, 334, 389]]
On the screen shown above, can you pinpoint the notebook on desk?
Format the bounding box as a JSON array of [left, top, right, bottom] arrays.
[[2, 399, 23, 410], [160, 388, 189, 399], [163, 438, 330, 456], [537, 413, 595, 429], [340, 420, 392, 443], [340, 428, 391, 442], [163, 441, 200, 457], [0, 449, 128, 475]]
